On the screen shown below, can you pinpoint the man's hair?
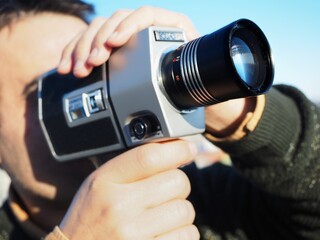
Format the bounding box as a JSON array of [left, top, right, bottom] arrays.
[[0, 0, 94, 29]]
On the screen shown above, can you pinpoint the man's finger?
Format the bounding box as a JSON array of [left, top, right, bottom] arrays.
[[155, 225, 200, 240], [105, 6, 199, 47], [127, 169, 191, 209], [96, 140, 197, 183], [125, 199, 196, 238]]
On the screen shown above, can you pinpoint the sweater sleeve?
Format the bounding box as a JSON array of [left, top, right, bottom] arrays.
[[214, 85, 320, 200], [186, 85, 320, 240]]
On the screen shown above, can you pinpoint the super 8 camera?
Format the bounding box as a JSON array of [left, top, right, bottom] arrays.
[[38, 19, 274, 162]]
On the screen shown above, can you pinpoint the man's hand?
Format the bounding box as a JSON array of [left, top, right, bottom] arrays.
[[59, 140, 200, 240], [57, 6, 199, 78]]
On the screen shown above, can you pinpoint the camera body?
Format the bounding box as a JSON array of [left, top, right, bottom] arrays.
[[39, 19, 274, 162], [39, 26, 205, 162]]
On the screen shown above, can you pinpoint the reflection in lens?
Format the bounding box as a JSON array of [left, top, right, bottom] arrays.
[[231, 37, 257, 88]]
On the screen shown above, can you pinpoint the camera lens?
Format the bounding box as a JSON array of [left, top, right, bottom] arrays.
[[231, 37, 256, 88], [160, 19, 274, 110]]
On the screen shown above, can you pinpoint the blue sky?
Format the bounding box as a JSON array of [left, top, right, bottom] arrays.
[[86, 0, 320, 101]]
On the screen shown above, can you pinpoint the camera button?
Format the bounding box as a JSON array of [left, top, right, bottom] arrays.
[[85, 89, 105, 114], [130, 118, 151, 140]]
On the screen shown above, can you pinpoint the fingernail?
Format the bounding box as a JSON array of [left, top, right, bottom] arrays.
[[59, 58, 69, 69], [89, 47, 99, 59], [107, 31, 119, 41], [74, 60, 84, 72]]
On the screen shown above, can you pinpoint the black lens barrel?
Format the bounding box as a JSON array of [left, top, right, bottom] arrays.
[[161, 19, 274, 110]]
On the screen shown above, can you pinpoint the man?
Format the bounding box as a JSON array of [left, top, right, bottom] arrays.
[[0, 1, 319, 240], [0, 2, 200, 239]]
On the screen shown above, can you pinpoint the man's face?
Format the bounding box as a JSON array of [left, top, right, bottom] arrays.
[[0, 13, 96, 207]]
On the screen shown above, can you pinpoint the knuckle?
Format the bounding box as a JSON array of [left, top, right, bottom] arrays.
[[137, 5, 155, 14], [178, 225, 200, 240], [173, 200, 195, 222], [90, 16, 108, 26], [190, 225, 201, 240], [108, 9, 132, 28], [171, 169, 191, 195], [112, 8, 132, 17]]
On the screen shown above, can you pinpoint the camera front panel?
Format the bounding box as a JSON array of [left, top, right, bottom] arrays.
[[39, 66, 125, 161]]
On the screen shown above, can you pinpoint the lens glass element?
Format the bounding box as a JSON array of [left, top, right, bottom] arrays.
[[231, 37, 258, 88]]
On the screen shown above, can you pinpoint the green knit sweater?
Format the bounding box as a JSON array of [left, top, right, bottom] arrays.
[[183, 85, 320, 240]]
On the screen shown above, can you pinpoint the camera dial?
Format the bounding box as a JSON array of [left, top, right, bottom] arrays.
[[130, 118, 150, 140], [129, 114, 162, 140]]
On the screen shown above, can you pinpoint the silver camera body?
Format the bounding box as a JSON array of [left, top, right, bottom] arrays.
[[39, 19, 274, 162], [39, 26, 205, 162]]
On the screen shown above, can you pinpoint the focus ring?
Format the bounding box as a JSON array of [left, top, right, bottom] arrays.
[[180, 38, 219, 106]]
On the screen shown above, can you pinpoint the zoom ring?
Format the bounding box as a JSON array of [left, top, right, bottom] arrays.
[[180, 38, 219, 106]]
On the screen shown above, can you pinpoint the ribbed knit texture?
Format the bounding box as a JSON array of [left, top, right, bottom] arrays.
[[184, 85, 320, 240]]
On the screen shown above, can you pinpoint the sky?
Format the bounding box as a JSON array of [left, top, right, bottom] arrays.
[[86, 0, 320, 102]]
